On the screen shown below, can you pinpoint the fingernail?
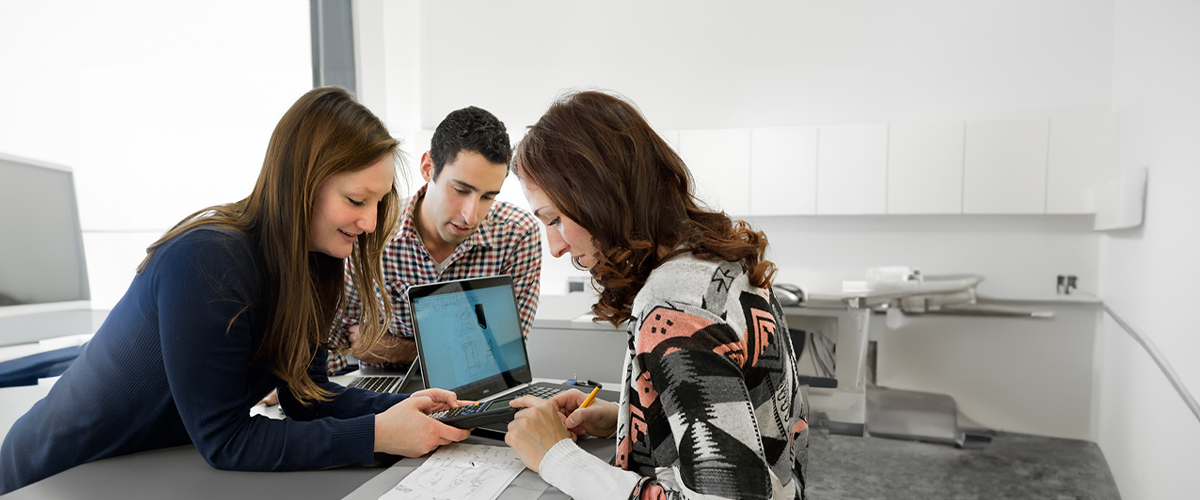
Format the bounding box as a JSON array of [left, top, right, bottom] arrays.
[[565, 417, 577, 427]]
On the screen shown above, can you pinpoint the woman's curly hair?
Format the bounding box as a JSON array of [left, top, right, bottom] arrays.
[[513, 90, 776, 327]]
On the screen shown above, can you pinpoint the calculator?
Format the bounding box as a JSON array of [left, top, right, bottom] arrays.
[[429, 400, 521, 428]]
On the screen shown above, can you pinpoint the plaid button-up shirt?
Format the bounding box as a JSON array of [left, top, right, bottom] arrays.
[[326, 184, 542, 374]]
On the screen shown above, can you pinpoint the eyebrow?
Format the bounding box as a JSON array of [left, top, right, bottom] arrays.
[[351, 182, 391, 198], [452, 179, 501, 197]]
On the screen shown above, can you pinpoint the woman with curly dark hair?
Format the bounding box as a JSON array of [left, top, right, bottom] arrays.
[[505, 90, 809, 500]]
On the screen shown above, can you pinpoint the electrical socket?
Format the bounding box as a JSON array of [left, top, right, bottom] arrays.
[[1056, 275, 1078, 295]]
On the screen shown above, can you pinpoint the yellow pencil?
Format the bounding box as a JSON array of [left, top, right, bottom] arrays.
[[579, 386, 601, 408]]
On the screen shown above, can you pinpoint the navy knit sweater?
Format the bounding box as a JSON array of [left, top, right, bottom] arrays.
[[0, 228, 406, 494]]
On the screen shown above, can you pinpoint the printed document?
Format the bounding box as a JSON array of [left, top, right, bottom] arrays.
[[379, 443, 526, 500]]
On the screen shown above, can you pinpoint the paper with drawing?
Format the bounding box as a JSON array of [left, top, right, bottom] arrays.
[[379, 443, 526, 500]]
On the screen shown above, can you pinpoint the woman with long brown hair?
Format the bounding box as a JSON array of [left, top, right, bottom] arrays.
[[0, 87, 470, 494], [504, 90, 809, 499]]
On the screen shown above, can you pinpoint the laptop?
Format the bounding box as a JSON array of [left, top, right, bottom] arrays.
[[408, 275, 604, 433], [342, 360, 423, 394]]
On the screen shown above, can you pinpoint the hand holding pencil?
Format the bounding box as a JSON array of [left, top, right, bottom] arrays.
[[505, 386, 618, 473], [561, 386, 618, 439]]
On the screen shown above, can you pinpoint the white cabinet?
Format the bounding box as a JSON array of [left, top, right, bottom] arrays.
[[666, 113, 1114, 218], [963, 119, 1049, 214], [816, 124, 888, 215], [1046, 112, 1119, 214], [750, 126, 818, 215], [677, 129, 751, 215], [887, 121, 964, 214]]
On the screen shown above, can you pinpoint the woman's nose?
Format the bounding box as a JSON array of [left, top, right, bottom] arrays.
[[546, 228, 568, 258]]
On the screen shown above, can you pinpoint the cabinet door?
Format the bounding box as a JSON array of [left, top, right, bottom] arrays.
[[1046, 112, 1119, 214], [963, 119, 1048, 214], [887, 121, 964, 214], [750, 126, 818, 215], [677, 129, 751, 215], [816, 124, 888, 215]]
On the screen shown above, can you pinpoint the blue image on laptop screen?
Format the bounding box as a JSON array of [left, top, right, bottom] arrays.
[[412, 282, 527, 391]]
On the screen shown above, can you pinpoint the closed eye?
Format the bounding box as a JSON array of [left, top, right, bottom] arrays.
[[547, 216, 561, 227], [347, 197, 365, 207]]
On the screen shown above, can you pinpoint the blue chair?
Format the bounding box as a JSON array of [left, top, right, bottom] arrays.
[[0, 345, 81, 388]]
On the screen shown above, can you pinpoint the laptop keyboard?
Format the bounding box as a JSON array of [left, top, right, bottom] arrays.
[[504, 384, 564, 400], [347, 376, 405, 394], [350, 378, 569, 400]]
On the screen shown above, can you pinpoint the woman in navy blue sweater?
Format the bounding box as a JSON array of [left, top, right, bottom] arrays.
[[0, 87, 471, 494]]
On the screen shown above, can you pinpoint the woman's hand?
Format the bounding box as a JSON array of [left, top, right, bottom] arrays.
[[408, 388, 463, 412], [552, 389, 618, 439], [374, 393, 471, 457], [504, 395, 573, 473]]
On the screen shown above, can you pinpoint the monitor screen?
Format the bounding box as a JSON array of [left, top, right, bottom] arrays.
[[409, 276, 529, 396], [0, 153, 90, 312]]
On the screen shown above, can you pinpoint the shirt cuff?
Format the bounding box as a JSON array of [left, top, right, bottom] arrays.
[[539, 439, 642, 500]]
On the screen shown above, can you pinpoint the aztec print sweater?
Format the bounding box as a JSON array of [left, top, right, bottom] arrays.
[[539, 253, 809, 500]]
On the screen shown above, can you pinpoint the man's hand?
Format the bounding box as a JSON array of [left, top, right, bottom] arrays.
[[348, 324, 418, 365]]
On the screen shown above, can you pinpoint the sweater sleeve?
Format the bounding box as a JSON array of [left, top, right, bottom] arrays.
[[155, 233, 379, 471], [539, 439, 643, 500], [628, 303, 781, 500], [278, 348, 408, 420], [639, 304, 779, 499]]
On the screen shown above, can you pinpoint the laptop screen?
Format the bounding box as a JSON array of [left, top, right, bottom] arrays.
[[408, 275, 532, 400]]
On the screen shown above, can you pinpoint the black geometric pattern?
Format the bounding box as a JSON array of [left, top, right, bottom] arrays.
[[617, 257, 808, 500]]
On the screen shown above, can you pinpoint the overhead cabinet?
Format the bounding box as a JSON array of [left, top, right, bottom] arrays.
[[963, 119, 1050, 214], [677, 129, 751, 216], [816, 124, 888, 215], [1046, 112, 1120, 214], [664, 111, 1116, 218], [750, 126, 818, 216], [887, 121, 965, 214]]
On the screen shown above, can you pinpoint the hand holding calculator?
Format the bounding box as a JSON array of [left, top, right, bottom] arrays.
[[429, 400, 520, 428]]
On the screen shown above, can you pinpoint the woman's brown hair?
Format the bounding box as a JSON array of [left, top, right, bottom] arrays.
[[138, 86, 401, 404], [513, 90, 777, 326]]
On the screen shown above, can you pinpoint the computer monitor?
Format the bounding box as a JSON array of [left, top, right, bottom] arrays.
[[0, 153, 91, 317]]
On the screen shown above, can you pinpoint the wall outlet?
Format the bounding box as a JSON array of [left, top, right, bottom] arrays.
[[1056, 275, 1078, 295], [567, 276, 588, 294]]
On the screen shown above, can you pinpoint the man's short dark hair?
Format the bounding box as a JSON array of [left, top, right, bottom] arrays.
[[430, 106, 511, 180]]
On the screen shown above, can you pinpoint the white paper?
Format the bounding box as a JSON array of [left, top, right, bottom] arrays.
[[379, 444, 527, 500]]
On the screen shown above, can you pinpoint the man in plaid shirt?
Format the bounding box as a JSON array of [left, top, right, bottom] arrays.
[[326, 106, 542, 375]]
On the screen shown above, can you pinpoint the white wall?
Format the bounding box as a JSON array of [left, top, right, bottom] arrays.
[[6, 0, 1197, 494], [1097, 0, 1200, 498], [383, 1, 1118, 437], [378, 0, 1116, 301], [414, 0, 1114, 131], [752, 214, 1103, 439], [0, 0, 313, 309], [749, 215, 1100, 299]]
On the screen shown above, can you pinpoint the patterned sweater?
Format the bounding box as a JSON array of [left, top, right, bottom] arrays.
[[539, 253, 809, 500]]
